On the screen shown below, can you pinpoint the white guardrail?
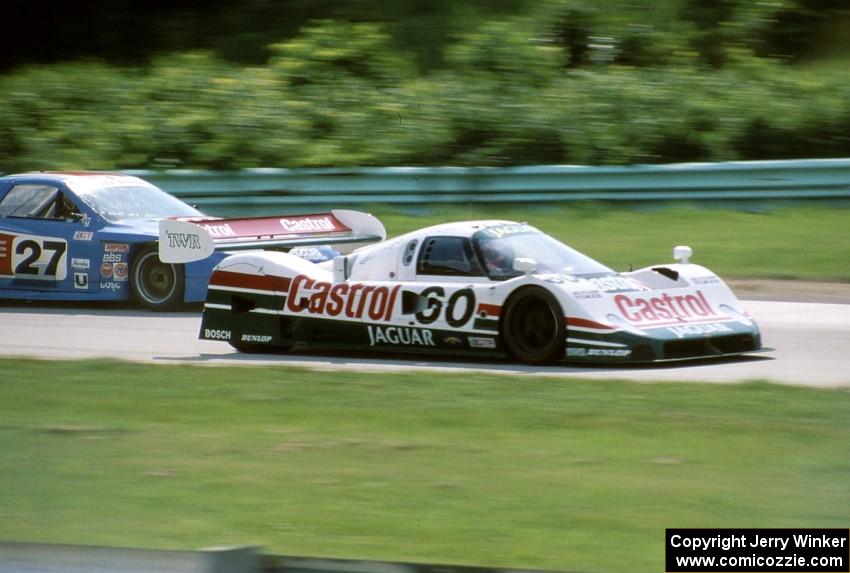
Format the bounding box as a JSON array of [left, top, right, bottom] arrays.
[[128, 158, 850, 216], [0, 543, 579, 573], [0, 543, 260, 573]]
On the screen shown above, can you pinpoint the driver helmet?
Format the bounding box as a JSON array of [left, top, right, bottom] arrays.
[[480, 240, 511, 271]]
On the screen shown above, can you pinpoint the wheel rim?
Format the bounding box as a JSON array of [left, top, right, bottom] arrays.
[[510, 297, 558, 354], [136, 253, 176, 304]]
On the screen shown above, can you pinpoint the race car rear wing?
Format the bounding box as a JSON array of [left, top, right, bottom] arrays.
[[158, 209, 385, 263]]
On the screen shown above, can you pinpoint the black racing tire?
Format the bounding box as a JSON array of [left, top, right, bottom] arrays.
[[131, 247, 184, 310], [501, 286, 566, 364]]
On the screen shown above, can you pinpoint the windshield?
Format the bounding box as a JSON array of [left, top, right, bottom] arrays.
[[473, 224, 613, 280], [77, 185, 202, 222]]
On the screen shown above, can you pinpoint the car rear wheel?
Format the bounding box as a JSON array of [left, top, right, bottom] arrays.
[[502, 286, 566, 364], [131, 247, 184, 310]]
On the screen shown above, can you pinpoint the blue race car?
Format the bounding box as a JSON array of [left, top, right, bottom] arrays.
[[0, 172, 225, 308], [0, 172, 382, 309]]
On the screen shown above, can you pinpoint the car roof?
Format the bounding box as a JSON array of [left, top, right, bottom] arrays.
[[1, 172, 156, 194], [352, 221, 534, 261], [405, 219, 522, 239], [3, 171, 112, 181]]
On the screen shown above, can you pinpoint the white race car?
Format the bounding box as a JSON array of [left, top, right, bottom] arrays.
[[161, 216, 763, 364]]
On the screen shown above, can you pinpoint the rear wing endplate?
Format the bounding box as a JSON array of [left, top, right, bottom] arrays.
[[158, 209, 385, 263]]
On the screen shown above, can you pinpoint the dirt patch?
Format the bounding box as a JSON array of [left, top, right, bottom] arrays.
[[729, 279, 849, 304]]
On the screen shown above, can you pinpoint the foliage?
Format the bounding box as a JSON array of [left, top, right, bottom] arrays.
[[1, 5, 850, 171]]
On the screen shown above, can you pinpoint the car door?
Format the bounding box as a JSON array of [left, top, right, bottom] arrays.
[[0, 180, 101, 295], [405, 235, 484, 331]]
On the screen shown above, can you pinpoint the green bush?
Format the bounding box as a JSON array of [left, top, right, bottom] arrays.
[[1, 16, 849, 172]]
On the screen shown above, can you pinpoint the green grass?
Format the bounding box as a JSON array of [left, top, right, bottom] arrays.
[[1, 359, 848, 572], [369, 204, 850, 282]]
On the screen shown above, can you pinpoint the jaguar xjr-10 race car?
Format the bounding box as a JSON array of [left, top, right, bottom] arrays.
[[162, 218, 764, 364]]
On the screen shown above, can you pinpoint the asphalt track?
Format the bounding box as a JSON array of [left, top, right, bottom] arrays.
[[1, 298, 849, 388]]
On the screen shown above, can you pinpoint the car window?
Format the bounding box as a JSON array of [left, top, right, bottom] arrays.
[[77, 184, 202, 222], [472, 225, 613, 279], [417, 236, 484, 277], [0, 184, 60, 218]]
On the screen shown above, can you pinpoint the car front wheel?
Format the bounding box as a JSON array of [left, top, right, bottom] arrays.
[[131, 247, 184, 310], [502, 286, 566, 364]]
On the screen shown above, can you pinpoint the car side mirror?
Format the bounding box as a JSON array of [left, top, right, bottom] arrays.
[[513, 257, 538, 275], [673, 245, 692, 264]]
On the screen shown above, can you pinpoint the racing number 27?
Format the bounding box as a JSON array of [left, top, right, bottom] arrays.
[[15, 239, 66, 276]]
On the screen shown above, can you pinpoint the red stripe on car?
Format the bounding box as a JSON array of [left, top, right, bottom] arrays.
[[477, 303, 501, 317], [209, 270, 292, 293], [566, 317, 617, 331]]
